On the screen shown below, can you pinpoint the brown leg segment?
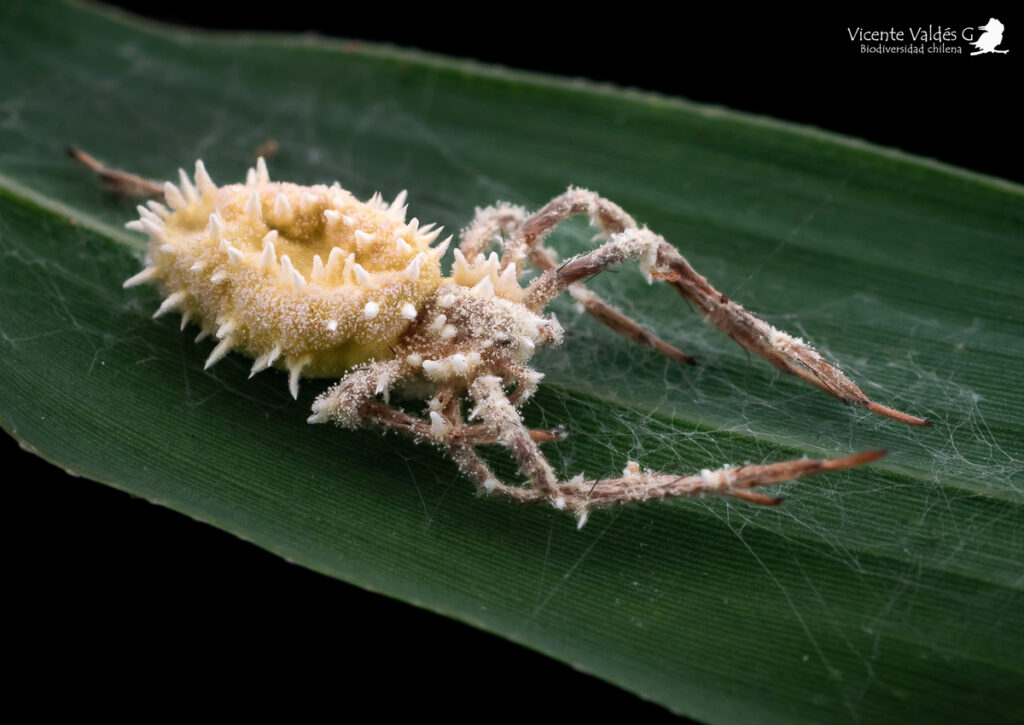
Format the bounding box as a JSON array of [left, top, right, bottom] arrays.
[[450, 405, 888, 524], [68, 148, 165, 198], [469, 375, 563, 499], [529, 245, 694, 365], [526, 228, 930, 427], [459, 203, 529, 260], [355, 400, 563, 445], [464, 192, 695, 364]]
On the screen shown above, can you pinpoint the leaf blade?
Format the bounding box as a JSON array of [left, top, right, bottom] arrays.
[[1, 3, 1023, 722]]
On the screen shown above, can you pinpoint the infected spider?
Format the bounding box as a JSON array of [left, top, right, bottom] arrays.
[[76, 150, 928, 526]]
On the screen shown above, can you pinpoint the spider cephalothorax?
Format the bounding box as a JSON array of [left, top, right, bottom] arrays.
[[93, 152, 927, 525]]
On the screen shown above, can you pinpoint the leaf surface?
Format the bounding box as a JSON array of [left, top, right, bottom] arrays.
[[1, 3, 1022, 722]]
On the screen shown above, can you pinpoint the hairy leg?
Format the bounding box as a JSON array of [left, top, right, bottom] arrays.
[[530, 245, 694, 365], [525, 228, 930, 426], [469, 375, 562, 499], [461, 375, 887, 524], [465, 197, 692, 363], [308, 368, 562, 444], [331, 399, 563, 445], [500, 188, 636, 271], [459, 203, 528, 260]]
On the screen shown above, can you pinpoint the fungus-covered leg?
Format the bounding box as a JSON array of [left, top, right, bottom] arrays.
[[453, 381, 889, 525], [459, 203, 529, 260], [310, 394, 562, 445], [551, 449, 888, 526], [447, 444, 547, 501], [308, 360, 410, 427], [469, 375, 563, 499], [531, 250, 695, 365], [526, 227, 930, 426], [500, 188, 637, 269], [474, 192, 692, 364]]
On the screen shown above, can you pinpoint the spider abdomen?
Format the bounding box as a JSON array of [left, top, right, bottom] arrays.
[[124, 159, 449, 396]]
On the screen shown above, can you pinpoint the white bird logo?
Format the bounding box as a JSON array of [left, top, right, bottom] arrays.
[[971, 18, 1009, 55]]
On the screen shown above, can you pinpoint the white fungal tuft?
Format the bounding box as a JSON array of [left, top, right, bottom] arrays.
[[287, 355, 310, 399], [153, 291, 186, 318], [403, 253, 424, 282], [163, 182, 186, 210], [123, 267, 158, 288], [256, 157, 270, 184], [178, 168, 198, 204], [429, 411, 449, 437], [274, 193, 292, 218], [354, 263, 372, 288], [246, 190, 263, 223], [194, 160, 216, 198], [204, 335, 234, 369]]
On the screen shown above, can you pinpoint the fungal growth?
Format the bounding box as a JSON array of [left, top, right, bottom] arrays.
[[92, 153, 928, 525], [124, 158, 446, 397]]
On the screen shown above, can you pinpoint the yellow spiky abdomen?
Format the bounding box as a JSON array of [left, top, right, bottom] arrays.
[[124, 159, 449, 397]]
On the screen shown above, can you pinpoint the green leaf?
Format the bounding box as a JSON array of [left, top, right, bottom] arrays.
[[2, 3, 1022, 721]]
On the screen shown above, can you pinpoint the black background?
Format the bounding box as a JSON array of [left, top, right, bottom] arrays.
[[8, 2, 1021, 718]]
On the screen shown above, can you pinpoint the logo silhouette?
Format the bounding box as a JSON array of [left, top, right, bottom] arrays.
[[971, 18, 1009, 55]]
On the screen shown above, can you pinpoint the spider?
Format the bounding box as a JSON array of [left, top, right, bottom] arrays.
[[74, 150, 928, 526]]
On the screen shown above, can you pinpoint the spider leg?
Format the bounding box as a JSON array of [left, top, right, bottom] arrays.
[[483, 189, 693, 363], [498, 362, 545, 407], [449, 446, 885, 517], [68, 147, 165, 198], [557, 449, 887, 526], [501, 188, 636, 270], [340, 399, 563, 445], [313, 366, 888, 518], [308, 359, 410, 428], [308, 366, 562, 445], [469, 375, 563, 499], [459, 203, 529, 260], [525, 227, 930, 427], [530, 245, 695, 365], [447, 444, 546, 503], [464, 373, 889, 524]]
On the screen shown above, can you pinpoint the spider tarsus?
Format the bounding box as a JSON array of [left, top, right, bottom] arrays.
[[864, 401, 931, 427], [253, 138, 279, 161], [68, 147, 164, 198], [529, 427, 567, 443], [730, 490, 784, 506], [822, 449, 887, 470], [659, 342, 696, 366]]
